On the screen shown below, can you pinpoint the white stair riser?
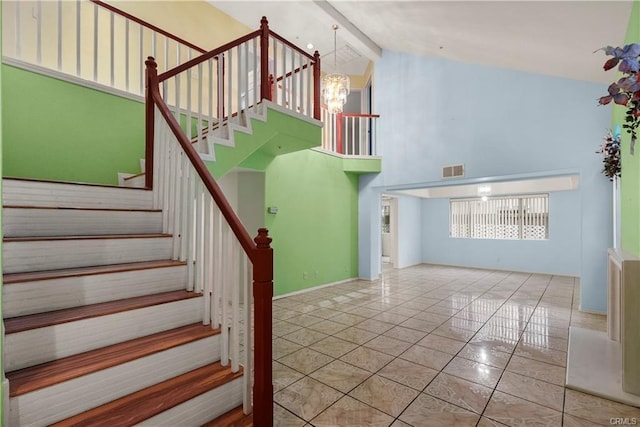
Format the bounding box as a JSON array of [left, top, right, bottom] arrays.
[[5, 297, 204, 371], [3, 179, 153, 210], [3, 237, 173, 274], [3, 208, 162, 237], [3, 265, 187, 318], [9, 335, 220, 427], [138, 376, 243, 426]]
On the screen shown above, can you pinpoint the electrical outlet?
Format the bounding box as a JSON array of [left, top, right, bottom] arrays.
[[314, 270, 319, 277], [303, 272, 308, 279]]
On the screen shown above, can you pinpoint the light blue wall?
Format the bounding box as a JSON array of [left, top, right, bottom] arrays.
[[360, 50, 612, 312], [421, 191, 581, 275], [397, 195, 423, 268]]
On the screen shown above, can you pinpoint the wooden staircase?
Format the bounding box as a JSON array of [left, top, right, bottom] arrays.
[[2, 178, 252, 426]]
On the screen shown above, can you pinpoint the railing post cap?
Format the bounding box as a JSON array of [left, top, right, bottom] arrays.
[[314, 50, 320, 59], [261, 16, 269, 26], [255, 228, 272, 248], [145, 56, 157, 68]]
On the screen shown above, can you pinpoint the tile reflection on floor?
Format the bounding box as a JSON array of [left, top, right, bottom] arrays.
[[271, 264, 640, 426]]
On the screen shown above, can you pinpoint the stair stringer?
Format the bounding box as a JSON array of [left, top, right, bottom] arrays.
[[201, 104, 269, 162], [201, 102, 323, 179]]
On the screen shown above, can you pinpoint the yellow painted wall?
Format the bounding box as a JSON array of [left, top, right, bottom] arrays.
[[104, 1, 252, 50]]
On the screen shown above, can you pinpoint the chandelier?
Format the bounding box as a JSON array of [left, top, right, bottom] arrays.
[[322, 24, 350, 114]]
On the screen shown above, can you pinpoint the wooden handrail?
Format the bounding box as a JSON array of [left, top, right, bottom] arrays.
[[146, 58, 257, 260], [269, 30, 315, 61], [157, 30, 261, 82], [147, 53, 274, 426], [275, 63, 311, 83], [341, 113, 381, 118], [89, 0, 207, 54]]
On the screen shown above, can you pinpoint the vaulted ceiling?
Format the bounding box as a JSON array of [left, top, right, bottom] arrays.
[[210, 0, 634, 83]]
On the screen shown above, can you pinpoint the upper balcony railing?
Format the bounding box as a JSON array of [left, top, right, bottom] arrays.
[[2, 0, 207, 96], [321, 105, 380, 157], [1, 0, 321, 123]]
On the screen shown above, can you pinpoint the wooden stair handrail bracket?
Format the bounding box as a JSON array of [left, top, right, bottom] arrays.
[[146, 54, 274, 425]]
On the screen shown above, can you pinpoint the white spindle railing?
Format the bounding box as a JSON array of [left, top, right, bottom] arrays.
[[321, 107, 380, 157], [1, 0, 205, 96], [269, 34, 315, 117], [153, 105, 254, 412], [159, 37, 260, 156]]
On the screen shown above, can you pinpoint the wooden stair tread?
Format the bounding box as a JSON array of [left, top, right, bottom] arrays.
[[7, 323, 220, 396], [3, 205, 161, 213], [4, 233, 171, 242], [51, 363, 243, 427], [5, 290, 201, 333], [3, 260, 187, 284], [2, 176, 151, 191], [202, 405, 253, 427]]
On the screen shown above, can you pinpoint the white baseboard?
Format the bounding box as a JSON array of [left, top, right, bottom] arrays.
[[273, 277, 357, 300], [577, 305, 607, 315]]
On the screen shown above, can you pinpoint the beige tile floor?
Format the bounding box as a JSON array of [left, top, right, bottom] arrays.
[[270, 264, 640, 426]]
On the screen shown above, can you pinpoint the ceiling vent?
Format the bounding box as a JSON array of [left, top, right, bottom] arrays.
[[442, 164, 464, 179]]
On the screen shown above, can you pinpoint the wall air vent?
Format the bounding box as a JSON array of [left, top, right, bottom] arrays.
[[442, 164, 464, 179]]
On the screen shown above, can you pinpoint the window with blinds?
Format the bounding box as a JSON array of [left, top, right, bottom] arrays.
[[450, 195, 549, 240]]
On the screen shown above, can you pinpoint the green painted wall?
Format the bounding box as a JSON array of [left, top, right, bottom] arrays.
[[620, 0, 640, 256], [2, 65, 144, 185], [265, 149, 359, 296]]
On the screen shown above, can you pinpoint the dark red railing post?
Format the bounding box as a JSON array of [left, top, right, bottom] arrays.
[[252, 228, 273, 426], [313, 50, 321, 120], [144, 56, 158, 189], [336, 112, 344, 154], [260, 17, 271, 102]]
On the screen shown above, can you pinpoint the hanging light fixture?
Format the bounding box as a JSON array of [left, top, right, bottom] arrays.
[[322, 24, 350, 114]]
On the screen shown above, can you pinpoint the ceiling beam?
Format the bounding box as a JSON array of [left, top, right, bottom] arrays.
[[312, 0, 382, 61]]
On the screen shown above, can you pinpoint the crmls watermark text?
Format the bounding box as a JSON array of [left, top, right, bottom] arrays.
[[610, 418, 638, 425]]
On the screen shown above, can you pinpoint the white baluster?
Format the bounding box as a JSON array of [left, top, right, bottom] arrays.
[[227, 48, 233, 122], [125, 20, 130, 92], [197, 63, 203, 150], [203, 194, 212, 325], [242, 257, 253, 414], [180, 154, 189, 262], [231, 241, 240, 373], [272, 40, 278, 104], [139, 26, 143, 94], [15, 0, 22, 59], [109, 11, 115, 86], [194, 180, 204, 293], [186, 167, 196, 291], [57, 0, 62, 70], [93, 3, 98, 81], [212, 206, 223, 328], [217, 55, 224, 124], [252, 37, 258, 108], [36, 0, 42, 65], [187, 69, 193, 139], [221, 223, 231, 366]]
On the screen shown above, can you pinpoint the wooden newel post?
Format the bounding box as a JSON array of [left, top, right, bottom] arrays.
[[144, 57, 158, 190], [313, 50, 321, 120], [252, 227, 273, 426], [260, 17, 271, 102]]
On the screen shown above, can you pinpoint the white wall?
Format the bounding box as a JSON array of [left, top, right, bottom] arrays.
[[218, 169, 265, 236], [360, 50, 612, 312], [397, 195, 423, 269]]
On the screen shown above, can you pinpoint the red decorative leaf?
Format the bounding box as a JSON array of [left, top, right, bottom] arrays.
[[598, 95, 613, 105], [604, 57, 620, 71]]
